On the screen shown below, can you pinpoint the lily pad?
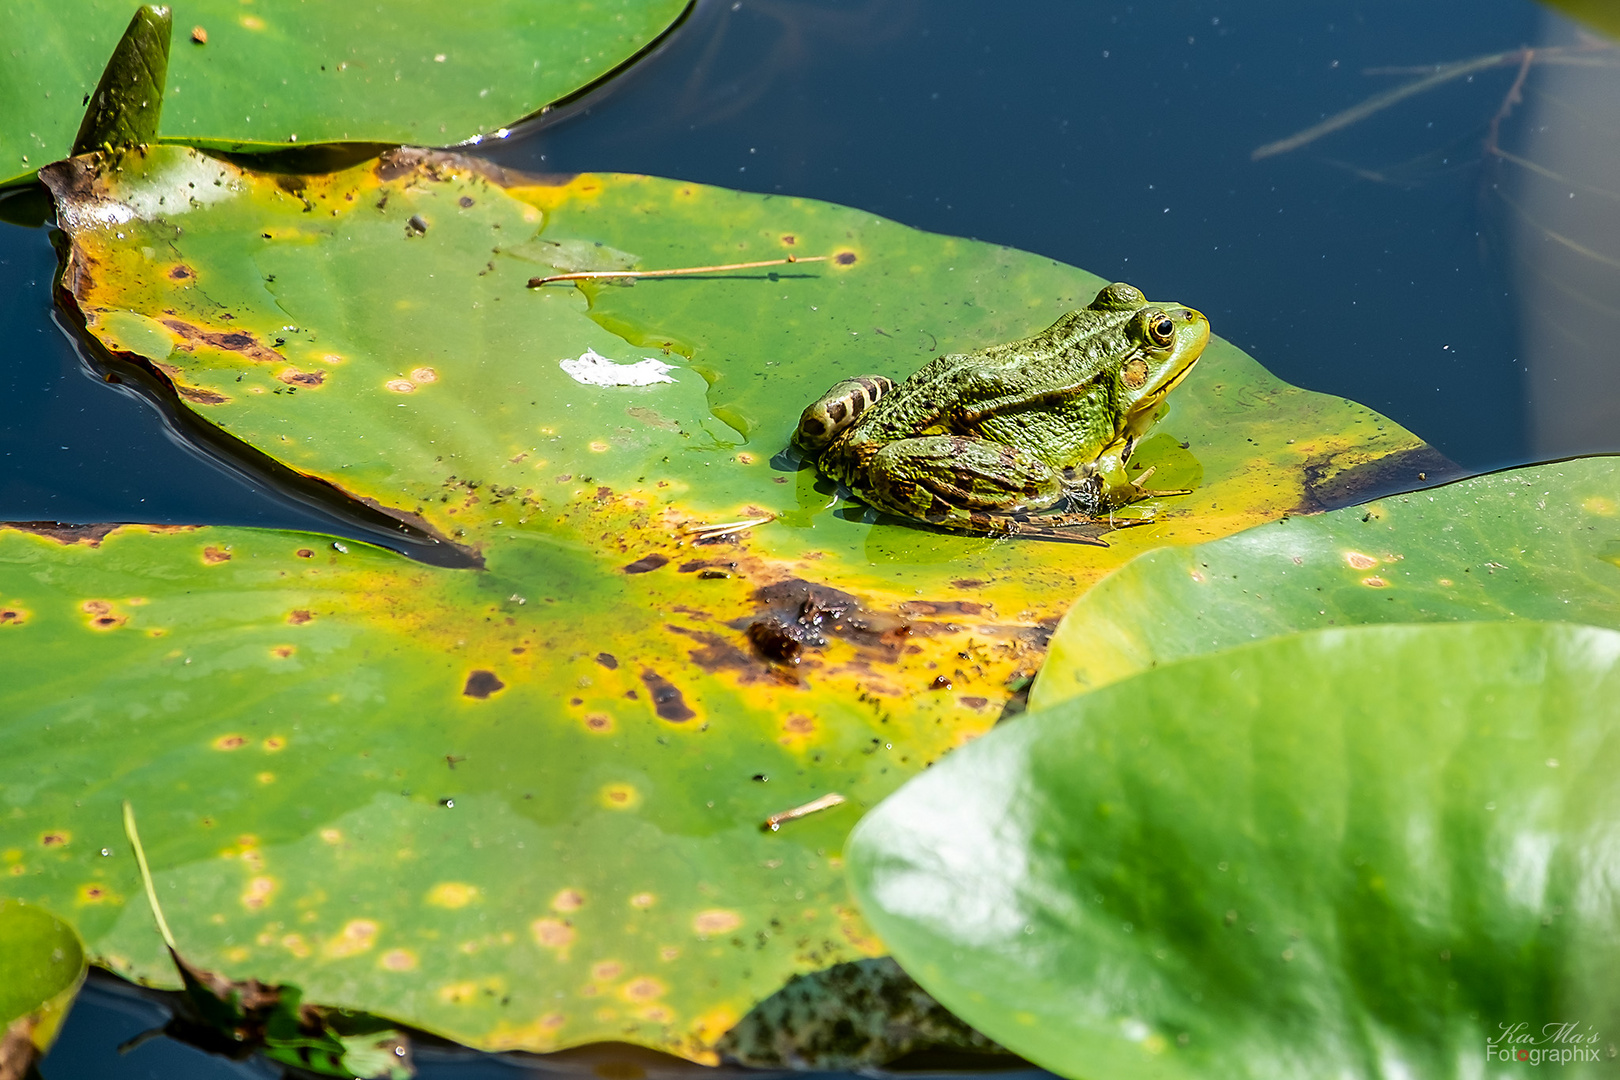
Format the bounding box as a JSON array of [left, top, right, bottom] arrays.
[[849, 621, 1620, 1080], [9, 143, 1444, 1059], [1, 0, 691, 187], [1034, 456, 1620, 707], [0, 898, 87, 1075]]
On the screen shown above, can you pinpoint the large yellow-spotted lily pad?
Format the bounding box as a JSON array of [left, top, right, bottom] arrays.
[[1, 0, 691, 187], [5, 143, 1441, 1059]]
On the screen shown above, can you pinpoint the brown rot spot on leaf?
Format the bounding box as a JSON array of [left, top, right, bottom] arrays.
[[277, 368, 326, 387], [270, 645, 295, 659], [739, 580, 863, 664], [288, 610, 312, 625], [961, 696, 989, 709], [40, 832, 68, 847], [929, 675, 953, 691], [746, 619, 804, 665], [951, 578, 987, 589], [0, 607, 26, 625], [168, 264, 194, 280], [81, 600, 127, 630], [623, 553, 669, 575], [583, 713, 613, 733], [202, 545, 232, 564], [160, 318, 287, 364], [177, 386, 229, 405], [639, 669, 695, 722], [463, 670, 506, 699], [834, 251, 857, 266], [900, 599, 985, 617], [8, 522, 121, 546], [594, 652, 619, 670], [295, 548, 314, 558], [459, 196, 475, 208]]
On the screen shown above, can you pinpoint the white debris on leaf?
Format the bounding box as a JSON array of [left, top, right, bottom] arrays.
[[559, 348, 676, 387]]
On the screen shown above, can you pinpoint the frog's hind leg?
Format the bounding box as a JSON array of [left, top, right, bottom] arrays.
[[792, 375, 894, 453], [851, 435, 1072, 529]]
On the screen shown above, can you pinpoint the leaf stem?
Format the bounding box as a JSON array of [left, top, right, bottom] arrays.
[[122, 800, 177, 951], [527, 254, 830, 287]]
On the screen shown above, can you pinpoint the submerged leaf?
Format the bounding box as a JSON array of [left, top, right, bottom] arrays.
[[718, 957, 1005, 1070], [849, 621, 1620, 1080]]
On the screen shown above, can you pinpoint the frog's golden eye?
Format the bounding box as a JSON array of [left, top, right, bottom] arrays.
[[1147, 313, 1176, 347]]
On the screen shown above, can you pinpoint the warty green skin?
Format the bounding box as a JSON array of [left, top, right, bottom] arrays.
[[794, 283, 1209, 537]]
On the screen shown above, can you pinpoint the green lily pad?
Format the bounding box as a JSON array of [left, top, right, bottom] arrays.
[[849, 621, 1620, 1080], [1, 0, 690, 187], [12, 143, 1446, 1059], [1034, 456, 1620, 707], [71, 5, 170, 158], [0, 898, 87, 1074]]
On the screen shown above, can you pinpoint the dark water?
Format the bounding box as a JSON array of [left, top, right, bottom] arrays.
[[15, 0, 1617, 1074]]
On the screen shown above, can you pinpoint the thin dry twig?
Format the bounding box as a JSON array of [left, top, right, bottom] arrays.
[[1484, 48, 1536, 157], [762, 792, 846, 832], [528, 254, 830, 287], [1256, 41, 1619, 162], [1253, 50, 1523, 160], [682, 515, 776, 541]]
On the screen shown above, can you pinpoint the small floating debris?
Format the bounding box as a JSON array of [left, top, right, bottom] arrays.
[[763, 792, 846, 832], [559, 348, 675, 387], [683, 515, 774, 542]]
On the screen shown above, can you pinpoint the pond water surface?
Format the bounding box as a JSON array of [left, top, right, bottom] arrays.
[[10, 0, 1618, 1075]]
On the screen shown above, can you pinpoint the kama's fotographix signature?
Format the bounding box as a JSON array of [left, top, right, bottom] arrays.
[[1486, 1022, 1617, 1065]]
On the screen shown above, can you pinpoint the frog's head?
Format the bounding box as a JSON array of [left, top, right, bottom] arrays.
[[1090, 283, 1209, 430]]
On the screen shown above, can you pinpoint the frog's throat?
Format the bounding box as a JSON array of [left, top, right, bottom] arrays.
[[1129, 355, 1201, 423]]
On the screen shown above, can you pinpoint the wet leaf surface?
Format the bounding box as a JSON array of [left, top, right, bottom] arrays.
[[70, 4, 170, 157], [0, 898, 87, 1077], [8, 143, 1445, 1059], [1034, 456, 1620, 706], [1, 0, 690, 186], [850, 621, 1620, 1080]]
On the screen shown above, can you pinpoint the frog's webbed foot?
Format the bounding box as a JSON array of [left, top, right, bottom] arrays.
[[1063, 465, 1191, 516], [1118, 465, 1194, 503]]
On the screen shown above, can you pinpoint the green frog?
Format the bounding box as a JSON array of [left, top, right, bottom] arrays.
[[792, 282, 1208, 540]]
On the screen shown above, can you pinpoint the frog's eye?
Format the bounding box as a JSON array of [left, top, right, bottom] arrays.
[[1147, 313, 1176, 347]]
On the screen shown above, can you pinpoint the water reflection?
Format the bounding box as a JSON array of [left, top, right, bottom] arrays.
[[1504, 17, 1620, 456]]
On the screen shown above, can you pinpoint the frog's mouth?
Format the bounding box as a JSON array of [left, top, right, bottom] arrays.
[[1123, 310, 1208, 431]]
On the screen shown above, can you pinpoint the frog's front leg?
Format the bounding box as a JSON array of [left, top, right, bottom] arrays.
[[845, 434, 1066, 527], [1068, 443, 1190, 516]]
